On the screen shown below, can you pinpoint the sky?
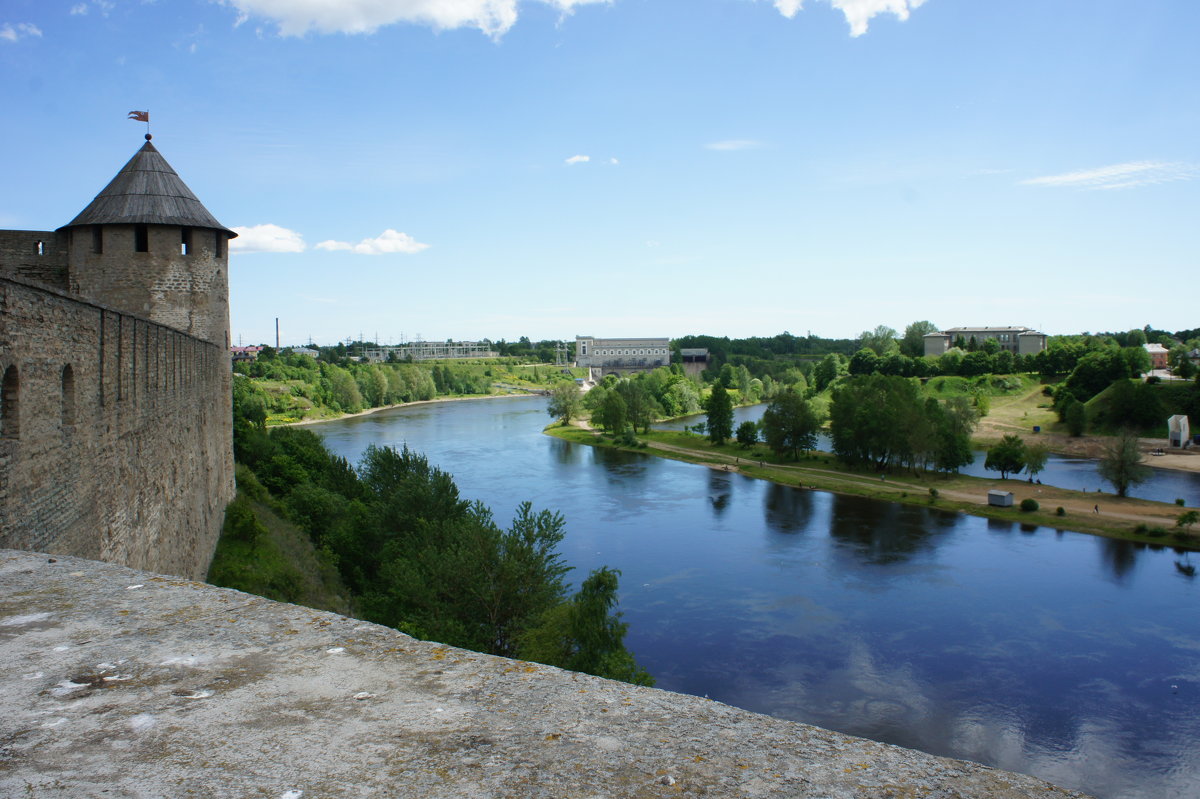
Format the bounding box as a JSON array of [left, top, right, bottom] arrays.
[[2, 1, 1197, 347]]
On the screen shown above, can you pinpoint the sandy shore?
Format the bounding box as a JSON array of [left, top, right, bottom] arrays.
[[280, 392, 542, 427]]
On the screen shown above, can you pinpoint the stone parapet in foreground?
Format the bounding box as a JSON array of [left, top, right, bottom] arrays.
[[0, 550, 1092, 798]]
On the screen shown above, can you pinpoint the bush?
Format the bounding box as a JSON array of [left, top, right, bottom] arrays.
[[1056, 506, 1065, 516], [928, 488, 939, 499], [1177, 498, 1186, 507], [224, 496, 267, 544], [1019, 498, 1039, 512]]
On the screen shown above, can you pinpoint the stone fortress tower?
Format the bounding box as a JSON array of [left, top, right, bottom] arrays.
[[62, 137, 236, 349], [0, 135, 237, 579]]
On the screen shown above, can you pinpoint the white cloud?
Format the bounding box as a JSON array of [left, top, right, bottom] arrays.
[[1020, 161, 1199, 191], [565, 154, 590, 165], [229, 223, 307, 253], [219, 0, 609, 38], [0, 23, 42, 42], [706, 140, 762, 151], [609, 157, 619, 165], [771, 0, 927, 37], [315, 229, 430, 255], [70, 4, 88, 14]]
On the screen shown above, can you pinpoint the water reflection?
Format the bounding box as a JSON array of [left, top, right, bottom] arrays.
[[707, 470, 732, 517], [1099, 538, 1140, 584], [826, 494, 940, 564], [314, 396, 1200, 799], [763, 483, 813, 534]]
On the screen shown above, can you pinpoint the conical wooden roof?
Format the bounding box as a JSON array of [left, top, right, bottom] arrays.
[[61, 140, 235, 236]]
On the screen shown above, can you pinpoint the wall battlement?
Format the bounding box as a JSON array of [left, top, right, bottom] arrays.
[[0, 549, 1093, 799], [0, 276, 232, 578]]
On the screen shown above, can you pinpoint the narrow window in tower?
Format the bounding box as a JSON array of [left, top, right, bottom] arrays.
[[61, 364, 75, 428], [135, 225, 149, 253], [181, 227, 192, 256], [1, 365, 19, 439], [92, 226, 103, 254], [35, 240, 44, 256]]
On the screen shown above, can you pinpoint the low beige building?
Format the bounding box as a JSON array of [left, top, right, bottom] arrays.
[[924, 326, 1047, 357], [576, 336, 670, 380]]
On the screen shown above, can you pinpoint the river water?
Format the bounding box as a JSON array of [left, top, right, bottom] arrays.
[[313, 396, 1200, 799]]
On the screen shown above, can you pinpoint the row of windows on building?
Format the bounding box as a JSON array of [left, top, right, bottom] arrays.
[[75, 226, 225, 257], [594, 349, 668, 357]]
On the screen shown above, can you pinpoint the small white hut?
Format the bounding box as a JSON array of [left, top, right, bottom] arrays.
[[1168, 415, 1191, 448], [987, 490, 1014, 507]]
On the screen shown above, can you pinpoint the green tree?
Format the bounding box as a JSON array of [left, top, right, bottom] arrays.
[[616, 379, 659, 433], [859, 325, 900, 355], [546, 382, 583, 426], [984, 434, 1026, 480], [812, 353, 844, 393], [519, 567, 653, 686], [900, 320, 939, 359], [1065, 401, 1087, 436], [1178, 510, 1199, 536], [1097, 429, 1150, 497], [705, 383, 734, 444], [1023, 442, 1049, 482], [593, 390, 628, 436], [735, 420, 758, 448], [761, 390, 820, 460], [848, 347, 880, 376]]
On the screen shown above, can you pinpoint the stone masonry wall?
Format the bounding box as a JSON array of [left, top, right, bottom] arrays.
[[0, 275, 234, 579], [0, 230, 69, 289]]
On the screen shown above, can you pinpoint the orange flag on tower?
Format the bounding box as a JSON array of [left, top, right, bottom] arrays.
[[128, 111, 149, 122]]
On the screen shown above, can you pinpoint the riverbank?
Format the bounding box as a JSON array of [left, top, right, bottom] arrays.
[[279, 391, 540, 427], [545, 422, 1197, 549]]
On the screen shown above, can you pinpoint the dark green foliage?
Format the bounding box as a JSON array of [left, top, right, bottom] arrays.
[[225, 423, 651, 684], [520, 567, 654, 686], [1065, 349, 1130, 402], [811, 353, 845, 393], [1020, 498, 1039, 512], [984, 434, 1026, 480], [848, 348, 879, 376], [1056, 506, 1066, 516], [705, 384, 734, 444], [224, 495, 267, 543], [761, 389, 820, 460], [208, 492, 351, 613], [593, 390, 629, 435], [1065, 401, 1087, 436], [735, 420, 758, 448], [900, 321, 938, 359]]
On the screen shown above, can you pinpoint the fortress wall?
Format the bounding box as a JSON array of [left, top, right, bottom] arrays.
[[0, 229, 70, 289], [0, 275, 233, 579]]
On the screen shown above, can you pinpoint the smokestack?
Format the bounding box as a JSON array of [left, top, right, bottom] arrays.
[[275, 318, 280, 349]]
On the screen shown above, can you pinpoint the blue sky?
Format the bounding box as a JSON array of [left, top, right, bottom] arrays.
[[2, 1, 1196, 346]]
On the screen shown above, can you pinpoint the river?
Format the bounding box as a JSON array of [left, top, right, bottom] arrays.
[[312, 396, 1200, 799]]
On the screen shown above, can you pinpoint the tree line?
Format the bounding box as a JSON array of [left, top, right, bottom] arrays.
[[228, 393, 652, 686]]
